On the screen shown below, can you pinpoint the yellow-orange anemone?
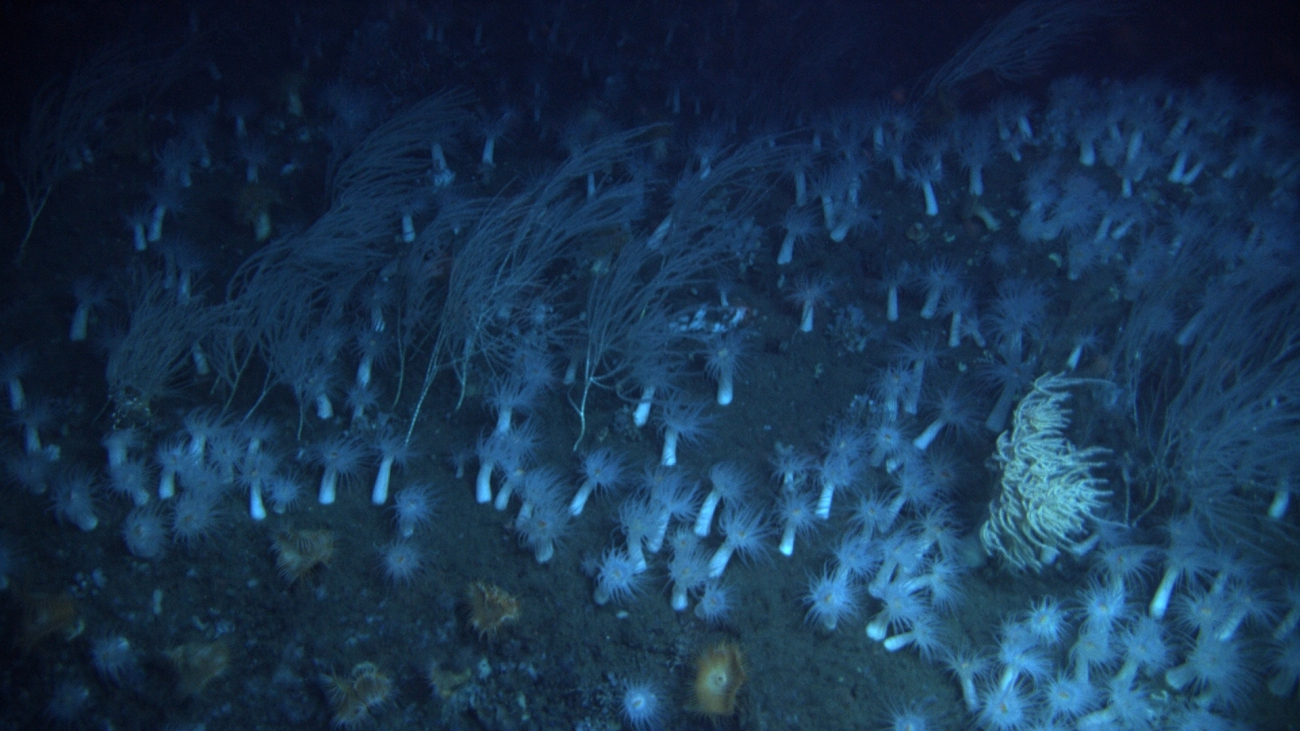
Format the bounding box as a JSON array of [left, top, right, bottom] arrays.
[[691, 642, 747, 717]]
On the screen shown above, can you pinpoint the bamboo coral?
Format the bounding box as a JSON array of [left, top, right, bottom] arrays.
[[980, 373, 1110, 571]]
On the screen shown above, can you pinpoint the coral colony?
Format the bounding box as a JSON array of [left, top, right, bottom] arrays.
[[4, 1, 1300, 729]]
